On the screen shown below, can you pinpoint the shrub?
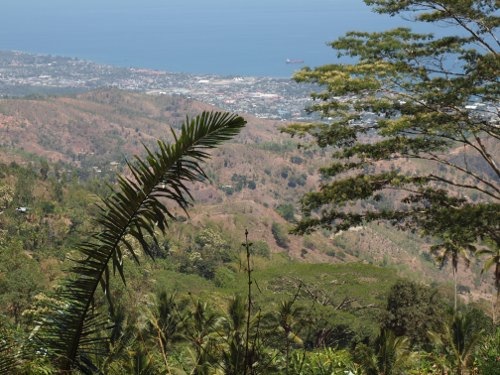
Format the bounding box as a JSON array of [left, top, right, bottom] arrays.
[[271, 222, 289, 249], [475, 327, 500, 374], [276, 203, 295, 222], [214, 267, 236, 288], [251, 240, 271, 258]]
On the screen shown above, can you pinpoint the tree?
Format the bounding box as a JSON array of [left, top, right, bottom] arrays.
[[429, 310, 487, 375], [286, 1, 499, 260], [33, 111, 246, 373], [184, 299, 224, 373], [474, 326, 500, 374], [276, 203, 296, 223], [0, 338, 19, 374], [382, 280, 448, 350], [263, 297, 305, 374], [353, 329, 416, 375], [431, 238, 472, 312], [0, 240, 44, 325]]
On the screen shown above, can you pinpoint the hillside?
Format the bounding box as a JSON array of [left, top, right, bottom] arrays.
[[0, 89, 494, 305]]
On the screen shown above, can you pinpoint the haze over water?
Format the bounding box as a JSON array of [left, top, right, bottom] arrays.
[[1, 0, 408, 77]]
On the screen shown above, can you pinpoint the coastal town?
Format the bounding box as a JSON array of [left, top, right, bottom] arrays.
[[0, 50, 315, 120]]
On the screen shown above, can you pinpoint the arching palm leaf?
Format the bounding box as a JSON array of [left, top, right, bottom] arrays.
[[35, 111, 246, 372]]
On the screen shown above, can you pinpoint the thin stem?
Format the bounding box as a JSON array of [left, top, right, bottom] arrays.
[[243, 229, 252, 375], [454, 268, 458, 314]]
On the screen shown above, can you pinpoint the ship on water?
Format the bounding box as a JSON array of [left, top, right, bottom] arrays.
[[285, 58, 304, 64]]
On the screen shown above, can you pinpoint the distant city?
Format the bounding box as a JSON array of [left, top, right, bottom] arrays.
[[0, 50, 317, 121]]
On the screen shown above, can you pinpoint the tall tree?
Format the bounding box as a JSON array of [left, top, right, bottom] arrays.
[[431, 238, 472, 312], [382, 280, 447, 349], [286, 1, 499, 260]]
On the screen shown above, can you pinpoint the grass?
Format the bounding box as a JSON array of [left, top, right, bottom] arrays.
[[149, 256, 400, 340]]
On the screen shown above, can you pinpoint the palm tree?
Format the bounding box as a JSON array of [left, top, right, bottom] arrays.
[[186, 299, 225, 374], [32, 111, 246, 373], [353, 329, 416, 375], [476, 246, 500, 323], [431, 239, 472, 312], [429, 312, 485, 375], [221, 295, 248, 375], [219, 294, 275, 375]]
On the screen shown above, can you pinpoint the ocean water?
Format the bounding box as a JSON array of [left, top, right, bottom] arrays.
[[1, 0, 415, 77]]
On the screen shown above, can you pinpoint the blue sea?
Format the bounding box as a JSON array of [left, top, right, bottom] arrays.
[[1, 0, 423, 77]]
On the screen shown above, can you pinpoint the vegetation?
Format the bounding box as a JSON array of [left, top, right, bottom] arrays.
[[0, 109, 498, 373], [271, 222, 290, 249], [0, 1, 498, 373], [286, 0, 499, 315]]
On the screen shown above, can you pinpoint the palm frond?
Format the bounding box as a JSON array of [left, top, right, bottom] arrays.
[[35, 111, 246, 372], [0, 338, 19, 374]]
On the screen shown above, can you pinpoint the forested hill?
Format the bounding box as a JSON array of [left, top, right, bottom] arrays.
[[0, 88, 496, 374], [0, 89, 493, 297]]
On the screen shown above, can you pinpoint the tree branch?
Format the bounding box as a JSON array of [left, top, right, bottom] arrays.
[[428, 174, 500, 200]]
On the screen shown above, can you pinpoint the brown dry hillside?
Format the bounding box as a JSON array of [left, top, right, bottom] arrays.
[[0, 89, 292, 163], [0, 89, 327, 253], [0, 89, 493, 303]]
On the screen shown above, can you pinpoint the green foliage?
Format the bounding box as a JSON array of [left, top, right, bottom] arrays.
[[276, 203, 296, 222], [33, 111, 246, 372], [214, 267, 236, 288], [474, 326, 500, 374], [476, 245, 500, 317], [0, 184, 14, 210], [272, 222, 290, 249], [251, 240, 271, 258], [13, 169, 35, 207], [382, 280, 449, 350], [150, 290, 191, 351], [288, 348, 358, 375], [287, 0, 499, 268], [352, 329, 416, 375], [429, 308, 489, 374], [0, 240, 44, 324], [231, 173, 248, 192], [290, 155, 304, 165], [280, 167, 290, 179], [256, 140, 298, 154], [0, 337, 19, 375], [180, 228, 235, 279]]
